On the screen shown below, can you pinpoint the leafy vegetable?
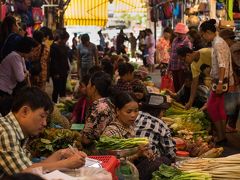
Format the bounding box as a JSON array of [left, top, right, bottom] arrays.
[[152, 164, 181, 180], [96, 136, 148, 150], [28, 128, 82, 157], [152, 164, 212, 180]]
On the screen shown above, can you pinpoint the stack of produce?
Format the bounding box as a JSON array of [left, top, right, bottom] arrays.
[[96, 136, 149, 150], [56, 99, 77, 114], [152, 164, 212, 180], [162, 101, 222, 158], [177, 154, 240, 179], [48, 105, 70, 129], [29, 128, 82, 157], [164, 101, 210, 132]]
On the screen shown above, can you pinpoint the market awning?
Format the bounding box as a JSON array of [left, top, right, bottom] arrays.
[[113, 0, 146, 13], [64, 0, 108, 27]]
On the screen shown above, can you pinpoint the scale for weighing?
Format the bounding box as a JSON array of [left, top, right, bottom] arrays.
[[102, 147, 140, 180]]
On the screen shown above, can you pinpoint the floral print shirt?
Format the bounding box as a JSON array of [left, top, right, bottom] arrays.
[[82, 97, 116, 142], [156, 37, 170, 64], [211, 36, 234, 86]]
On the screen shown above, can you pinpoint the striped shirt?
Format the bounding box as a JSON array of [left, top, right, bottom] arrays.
[[0, 112, 32, 176]]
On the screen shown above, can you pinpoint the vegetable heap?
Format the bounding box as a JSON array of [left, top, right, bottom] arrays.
[[178, 153, 240, 179], [164, 101, 210, 132], [96, 136, 149, 150], [152, 164, 211, 180], [56, 99, 77, 114], [29, 128, 82, 157]]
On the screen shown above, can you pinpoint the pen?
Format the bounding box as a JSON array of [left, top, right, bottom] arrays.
[[68, 144, 101, 164]]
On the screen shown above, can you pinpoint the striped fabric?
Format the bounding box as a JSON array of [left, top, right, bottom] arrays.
[[64, 0, 108, 26], [0, 112, 32, 176]]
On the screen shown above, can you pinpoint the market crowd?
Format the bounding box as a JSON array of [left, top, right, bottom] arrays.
[[0, 13, 240, 180]]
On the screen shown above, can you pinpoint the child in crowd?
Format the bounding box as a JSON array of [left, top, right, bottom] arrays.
[[199, 64, 212, 89], [71, 75, 91, 124], [166, 71, 208, 108]]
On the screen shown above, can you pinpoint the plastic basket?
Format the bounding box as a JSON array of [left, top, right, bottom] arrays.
[[89, 155, 120, 180]]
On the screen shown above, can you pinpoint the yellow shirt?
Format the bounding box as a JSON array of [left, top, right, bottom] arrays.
[[191, 48, 212, 78]]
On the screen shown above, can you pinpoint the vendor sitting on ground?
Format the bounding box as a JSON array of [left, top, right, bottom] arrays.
[[135, 93, 176, 162], [102, 92, 172, 180], [177, 46, 212, 109], [166, 71, 209, 108], [80, 72, 116, 147], [114, 62, 134, 93], [0, 87, 86, 177]]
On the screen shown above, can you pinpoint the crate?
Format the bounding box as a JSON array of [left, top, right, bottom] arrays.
[[89, 155, 120, 180]]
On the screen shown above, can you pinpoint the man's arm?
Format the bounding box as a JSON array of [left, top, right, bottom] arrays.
[[185, 76, 199, 109], [24, 151, 86, 173]]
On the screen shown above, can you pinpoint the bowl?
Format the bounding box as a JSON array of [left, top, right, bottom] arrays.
[[100, 147, 139, 158]]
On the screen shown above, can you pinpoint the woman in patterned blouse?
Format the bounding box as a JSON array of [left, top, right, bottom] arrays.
[[81, 72, 116, 147], [103, 92, 171, 180]]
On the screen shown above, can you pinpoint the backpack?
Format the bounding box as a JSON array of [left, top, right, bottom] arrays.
[[30, 44, 44, 76]]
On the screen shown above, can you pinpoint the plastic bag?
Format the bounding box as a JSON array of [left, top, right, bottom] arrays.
[[160, 74, 175, 92]]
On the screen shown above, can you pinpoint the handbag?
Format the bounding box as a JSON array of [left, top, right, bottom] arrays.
[[212, 78, 229, 92], [212, 58, 230, 93]]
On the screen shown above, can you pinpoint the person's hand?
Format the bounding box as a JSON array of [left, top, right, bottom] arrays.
[[65, 151, 87, 169], [58, 148, 75, 159], [216, 83, 223, 94], [200, 103, 207, 111], [137, 144, 149, 157], [165, 89, 174, 97], [185, 101, 192, 110]]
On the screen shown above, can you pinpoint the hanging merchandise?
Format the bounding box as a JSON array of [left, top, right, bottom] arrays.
[[163, 2, 173, 19], [198, 0, 209, 12], [158, 5, 165, 20], [32, 7, 43, 24], [1, 4, 7, 21], [149, 0, 160, 7], [219, 20, 235, 29], [187, 15, 200, 27], [32, 0, 44, 7], [150, 6, 159, 22], [226, 0, 234, 20], [173, 2, 180, 17], [216, 2, 226, 18]]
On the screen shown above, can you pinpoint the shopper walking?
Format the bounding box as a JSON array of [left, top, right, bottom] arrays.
[[145, 29, 156, 73], [77, 34, 98, 79], [129, 32, 137, 58], [168, 23, 192, 92], [50, 30, 70, 103]]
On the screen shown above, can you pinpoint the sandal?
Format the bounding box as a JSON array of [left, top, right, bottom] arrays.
[[226, 125, 238, 133]]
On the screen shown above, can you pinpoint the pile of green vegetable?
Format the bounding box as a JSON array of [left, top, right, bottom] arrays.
[[28, 128, 82, 157], [152, 164, 212, 180], [56, 99, 77, 114], [96, 136, 149, 150], [165, 101, 210, 132]]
